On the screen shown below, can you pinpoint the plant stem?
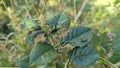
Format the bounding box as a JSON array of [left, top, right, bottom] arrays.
[[25, 0, 31, 18], [65, 59, 70, 68], [49, 34, 56, 45], [100, 57, 118, 68], [54, 42, 60, 48], [75, 0, 88, 23], [2, 0, 7, 10], [74, 0, 76, 23]]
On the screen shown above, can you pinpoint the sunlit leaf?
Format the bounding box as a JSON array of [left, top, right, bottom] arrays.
[[30, 42, 56, 65], [20, 18, 39, 30]]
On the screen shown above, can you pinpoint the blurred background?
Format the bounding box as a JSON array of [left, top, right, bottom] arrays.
[[0, 0, 120, 68]]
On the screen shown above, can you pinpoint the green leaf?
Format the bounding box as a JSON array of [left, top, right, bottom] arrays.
[[109, 38, 120, 64], [36, 65, 50, 68], [34, 20, 41, 30], [112, 38, 120, 51], [109, 51, 120, 64], [46, 12, 70, 30], [26, 30, 45, 45], [61, 26, 93, 47], [20, 18, 39, 30], [17, 56, 29, 68], [44, 65, 51, 68], [30, 42, 56, 65], [110, 24, 120, 51], [68, 46, 100, 66]]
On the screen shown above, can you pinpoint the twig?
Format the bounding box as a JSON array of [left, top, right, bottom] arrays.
[[64, 59, 70, 68], [49, 34, 56, 45], [75, 0, 88, 23], [7, 32, 14, 39], [2, 0, 7, 10], [100, 57, 118, 68], [0, 34, 7, 41], [0, 37, 7, 40], [74, 0, 76, 23], [25, 0, 31, 18]]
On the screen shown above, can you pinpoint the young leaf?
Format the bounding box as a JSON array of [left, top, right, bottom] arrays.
[[46, 12, 70, 30], [68, 46, 100, 66], [30, 42, 56, 65], [26, 30, 45, 45], [20, 18, 39, 30], [61, 26, 93, 47], [17, 56, 29, 68]]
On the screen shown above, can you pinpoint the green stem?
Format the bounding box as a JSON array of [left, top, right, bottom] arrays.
[[2, 0, 7, 10], [25, 0, 31, 18], [100, 57, 118, 68], [49, 34, 56, 45], [74, 0, 76, 23], [54, 42, 61, 48], [64, 59, 70, 68]]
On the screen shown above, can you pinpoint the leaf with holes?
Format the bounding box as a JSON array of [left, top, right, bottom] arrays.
[[30, 42, 56, 65], [68, 46, 100, 66], [46, 12, 70, 30], [61, 26, 93, 47]]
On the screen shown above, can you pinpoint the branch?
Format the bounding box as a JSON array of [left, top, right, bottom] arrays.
[[75, 0, 88, 23]]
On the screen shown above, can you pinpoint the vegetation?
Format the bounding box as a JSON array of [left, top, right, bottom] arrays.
[[0, 0, 120, 68]]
